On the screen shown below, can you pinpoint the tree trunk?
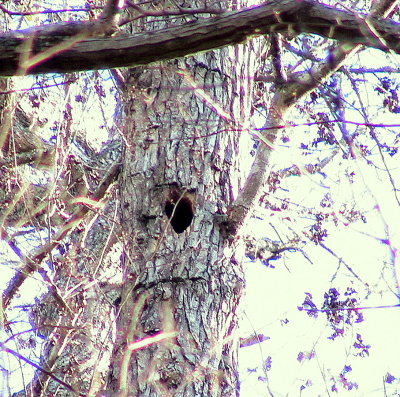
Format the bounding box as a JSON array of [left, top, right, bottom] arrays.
[[17, 5, 257, 397], [109, 40, 255, 396]]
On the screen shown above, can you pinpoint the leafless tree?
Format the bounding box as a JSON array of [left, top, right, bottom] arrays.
[[1, 0, 400, 396]]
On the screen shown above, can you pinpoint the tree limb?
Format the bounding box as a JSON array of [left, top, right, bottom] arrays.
[[1, 0, 400, 76]]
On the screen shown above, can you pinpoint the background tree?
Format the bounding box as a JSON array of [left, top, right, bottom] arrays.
[[1, 0, 399, 396]]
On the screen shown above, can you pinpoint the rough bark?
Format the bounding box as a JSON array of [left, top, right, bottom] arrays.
[[107, 42, 255, 397], [1, 0, 400, 76]]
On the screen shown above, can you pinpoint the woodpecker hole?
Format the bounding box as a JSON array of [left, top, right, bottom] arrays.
[[165, 190, 194, 234]]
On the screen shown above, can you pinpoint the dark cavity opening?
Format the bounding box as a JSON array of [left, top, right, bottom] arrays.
[[165, 192, 194, 234]]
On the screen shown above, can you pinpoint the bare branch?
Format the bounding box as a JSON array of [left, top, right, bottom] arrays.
[[1, 344, 85, 396], [0, 148, 55, 168], [2, 162, 121, 309], [2, 0, 400, 76], [222, 0, 398, 237], [99, 0, 125, 33], [270, 33, 287, 83], [0, 4, 100, 16], [240, 334, 270, 348], [275, 148, 339, 178]]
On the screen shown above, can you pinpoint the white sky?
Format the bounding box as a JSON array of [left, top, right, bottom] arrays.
[[238, 127, 400, 396]]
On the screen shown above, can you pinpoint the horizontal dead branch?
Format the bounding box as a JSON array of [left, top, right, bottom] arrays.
[[1, 0, 400, 76]]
